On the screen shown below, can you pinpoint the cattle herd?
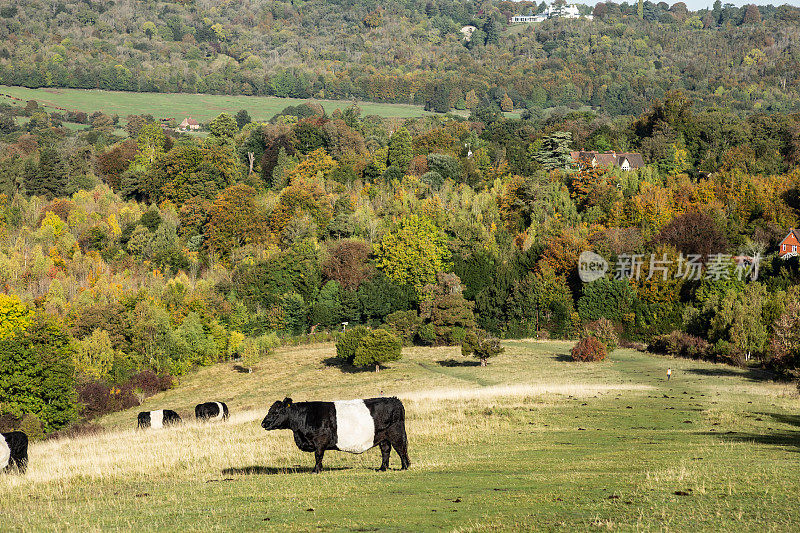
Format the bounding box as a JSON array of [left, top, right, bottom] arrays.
[[1, 397, 410, 475]]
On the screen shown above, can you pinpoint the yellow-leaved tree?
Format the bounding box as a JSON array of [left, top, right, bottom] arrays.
[[373, 214, 450, 296], [74, 328, 116, 380], [0, 294, 33, 339]]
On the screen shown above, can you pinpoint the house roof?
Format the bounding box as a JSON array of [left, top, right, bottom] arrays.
[[180, 117, 199, 126], [781, 228, 800, 243], [617, 153, 645, 169], [570, 151, 645, 170]]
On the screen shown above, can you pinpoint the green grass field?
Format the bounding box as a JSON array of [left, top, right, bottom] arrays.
[[1, 340, 799, 532], [0, 85, 432, 123]]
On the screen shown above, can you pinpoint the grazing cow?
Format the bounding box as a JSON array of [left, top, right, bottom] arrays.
[[137, 409, 181, 429], [261, 397, 411, 473], [1, 431, 28, 473], [195, 402, 229, 422]]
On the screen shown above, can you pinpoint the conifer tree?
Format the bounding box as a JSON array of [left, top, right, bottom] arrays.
[[27, 146, 67, 199], [387, 128, 413, 171]]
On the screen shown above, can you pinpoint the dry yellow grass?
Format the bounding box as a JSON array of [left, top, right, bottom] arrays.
[[0, 382, 651, 495], [2, 341, 799, 532]]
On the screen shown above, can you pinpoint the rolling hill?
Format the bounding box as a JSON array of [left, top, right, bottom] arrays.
[[1, 340, 798, 531]]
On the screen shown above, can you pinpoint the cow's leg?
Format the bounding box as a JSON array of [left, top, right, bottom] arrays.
[[378, 441, 391, 471], [312, 448, 325, 474], [389, 424, 411, 470]]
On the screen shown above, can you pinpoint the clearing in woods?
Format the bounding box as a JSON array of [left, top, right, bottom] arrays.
[[0, 85, 433, 123], [1, 340, 799, 531]]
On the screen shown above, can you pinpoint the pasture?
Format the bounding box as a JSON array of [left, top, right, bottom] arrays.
[[0, 85, 432, 123], [1, 340, 799, 531]]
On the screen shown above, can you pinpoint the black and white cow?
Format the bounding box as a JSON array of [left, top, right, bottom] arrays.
[[195, 402, 229, 422], [137, 409, 181, 429], [261, 397, 411, 473], [1, 431, 28, 473]]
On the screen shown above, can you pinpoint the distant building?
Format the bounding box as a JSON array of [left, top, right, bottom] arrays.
[[779, 228, 800, 258], [511, 15, 547, 23], [179, 117, 200, 131], [570, 151, 645, 171], [511, 4, 592, 23]]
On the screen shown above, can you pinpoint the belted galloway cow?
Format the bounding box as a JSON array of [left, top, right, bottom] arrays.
[[195, 402, 229, 422], [261, 397, 411, 473], [137, 409, 181, 429], [1, 431, 28, 473]]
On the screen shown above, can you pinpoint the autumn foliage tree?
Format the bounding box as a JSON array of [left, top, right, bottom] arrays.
[[373, 214, 450, 295], [205, 184, 268, 257], [653, 210, 728, 257], [322, 239, 374, 291]]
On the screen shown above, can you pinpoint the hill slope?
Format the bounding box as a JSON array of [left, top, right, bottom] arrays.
[[1, 340, 799, 531], [2, 1, 800, 114]]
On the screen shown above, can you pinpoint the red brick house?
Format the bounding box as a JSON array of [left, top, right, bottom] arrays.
[[779, 229, 800, 258]]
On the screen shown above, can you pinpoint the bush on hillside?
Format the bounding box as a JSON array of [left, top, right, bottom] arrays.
[[335, 325, 370, 364], [353, 329, 402, 371], [584, 318, 619, 352], [18, 413, 44, 441], [128, 370, 175, 397], [461, 329, 504, 366], [77, 381, 139, 420], [570, 335, 607, 362], [382, 310, 422, 346], [418, 323, 436, 345], [648, 331, 711, 360]]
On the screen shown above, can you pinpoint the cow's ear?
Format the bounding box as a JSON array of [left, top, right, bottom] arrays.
[[283, 397, 293, 406]]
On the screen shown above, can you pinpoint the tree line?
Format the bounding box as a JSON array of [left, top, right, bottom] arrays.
[[1, 0, 800, 115], [0, 91, 799, 437]]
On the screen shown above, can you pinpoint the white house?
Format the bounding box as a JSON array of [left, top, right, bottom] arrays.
[[511, 15, 547, 23], [511, 3, 593, 23], [460, 25, 477, 41], [179, 117, 200, 131]]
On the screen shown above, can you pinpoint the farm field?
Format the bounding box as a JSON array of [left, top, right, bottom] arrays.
[[0, 85, 433, 123], [1, 340, 799, 531]]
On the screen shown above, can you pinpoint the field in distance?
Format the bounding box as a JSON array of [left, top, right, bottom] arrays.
[[1, 340, 799, 531], [0, 85, 433, 123]]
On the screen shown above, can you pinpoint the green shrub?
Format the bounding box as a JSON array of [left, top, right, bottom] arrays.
[[418, 323, 436, 345], [335, 325, 370, 364], [450, 326, 467, 345], [461, 329, 504, 366], [382, 310, 422, 346], [19, 413, 44, 441], [353, 329, 402, 371], [570, 336, 607, 362]]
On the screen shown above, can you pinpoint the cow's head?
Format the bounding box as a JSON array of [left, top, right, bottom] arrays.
[[261, 398, 292, 430]]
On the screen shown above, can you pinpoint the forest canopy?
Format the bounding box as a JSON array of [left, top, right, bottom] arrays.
[[0, 0, 800, 115]]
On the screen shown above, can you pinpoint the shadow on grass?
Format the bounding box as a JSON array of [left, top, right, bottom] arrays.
[[684, 367, 780, 382], [437, 359, 481, 367], [222, 465, 351, 476], [703, 430, 800, 452], [321, 357, 374, 374], [704, 411, 800, 451], [756, 412, 800, 428], [551, 353, 573, 362]]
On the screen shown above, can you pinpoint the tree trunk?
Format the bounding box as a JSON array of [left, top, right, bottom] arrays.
[[247, 152, 255, 175], [375, 364, 380, 372], [481, 357, 486, 367]]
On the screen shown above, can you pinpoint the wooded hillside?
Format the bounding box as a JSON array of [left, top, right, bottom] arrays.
[[1, 0, 800, 114]]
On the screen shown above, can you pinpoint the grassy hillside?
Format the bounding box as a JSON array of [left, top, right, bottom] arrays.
[[1, 340, 799, 531], [0, 85, 432, 123]]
